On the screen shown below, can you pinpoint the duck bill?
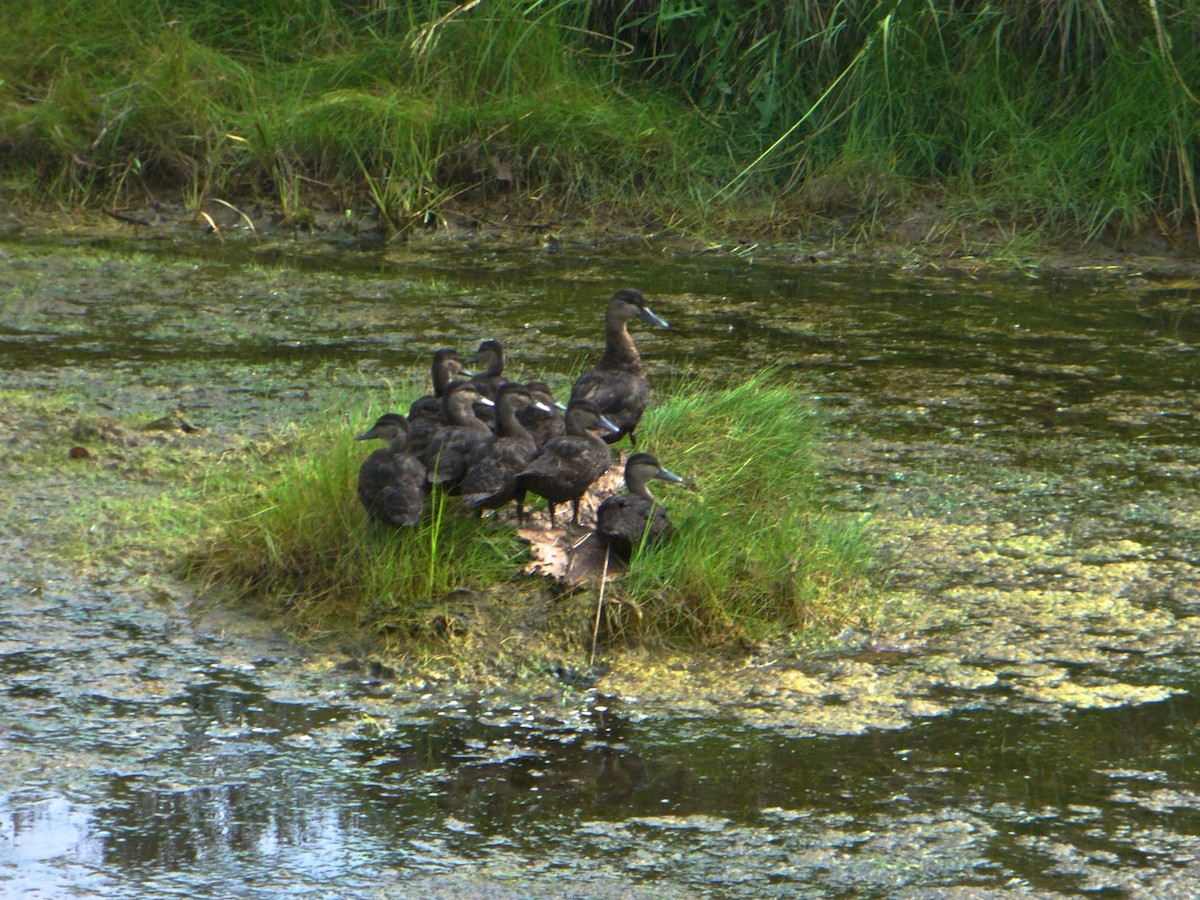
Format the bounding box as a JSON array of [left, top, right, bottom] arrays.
[[553, 400, 568, 412], [638, 306, 669, 328], [476, 396, 496, 408], [355, 427, 380, 441], [654, 467, 686, 485], [532, 401, 555, 413], [598, 414, 622, 434]]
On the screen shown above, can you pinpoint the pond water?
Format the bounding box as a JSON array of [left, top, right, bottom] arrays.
[[3, 229, 1200, 897]]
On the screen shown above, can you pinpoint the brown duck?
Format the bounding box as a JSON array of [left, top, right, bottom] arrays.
[[468, 338, 507, 400], [568, 288, 668, 447], [425, 381, 495, 490], [356, 413, 428, 527], [595, 452, 685, 559], [516, 400, 620, 527], [407, 348, 468, 458], [461, 383, 549, 519]]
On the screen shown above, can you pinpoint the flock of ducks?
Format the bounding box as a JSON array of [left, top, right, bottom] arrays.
[[355, 288, 686, 560]]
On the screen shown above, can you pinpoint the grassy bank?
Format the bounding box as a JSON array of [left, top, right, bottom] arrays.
[[188, 373, 873, 654], [2, 1, 1199, 246]]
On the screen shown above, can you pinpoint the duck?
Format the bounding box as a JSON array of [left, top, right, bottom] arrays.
[[355, 413, 428, 527], [467, 338, 507, 428], [461, 383, 548, 519], [425, 381, 495, 491], [407, 348, 468, 458], [468, 339, 507, 400], [516, 380, 566, 447], [516, 399, 621, 527], [568, 288, 668, 447], [595, 452, 686, 559]]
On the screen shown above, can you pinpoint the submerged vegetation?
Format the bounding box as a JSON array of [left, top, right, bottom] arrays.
[[188, 373, 872, 652], [2, 1, 1199, 245]]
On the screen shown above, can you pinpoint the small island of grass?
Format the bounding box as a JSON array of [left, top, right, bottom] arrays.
[[187, 371, 874, 661]]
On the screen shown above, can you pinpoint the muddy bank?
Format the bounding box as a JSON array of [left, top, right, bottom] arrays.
[[4, 197, 1200, 281]]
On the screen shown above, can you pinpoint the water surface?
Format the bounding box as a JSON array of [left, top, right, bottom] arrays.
[[2, 232, 1199, 896]]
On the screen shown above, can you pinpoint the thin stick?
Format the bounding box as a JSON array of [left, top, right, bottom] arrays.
[[589, 544, 611, 668]]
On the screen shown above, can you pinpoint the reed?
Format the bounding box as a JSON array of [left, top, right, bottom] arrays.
[[4, 1, 1197, 244]]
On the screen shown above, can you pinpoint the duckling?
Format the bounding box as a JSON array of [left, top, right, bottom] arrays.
[[467, 339, 506, 428], [408, 348, 468, 458], [516, 400, 621, 527], [595, 452, 685, 559], [516, 380, 566, 447], [569, 288, 668, 447], [468, 339, 507, 400], [356, 413, 428, 527], [461, 383, 548, 519], [425, 381, 494, 490]]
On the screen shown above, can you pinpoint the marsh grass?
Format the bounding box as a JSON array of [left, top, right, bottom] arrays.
[[186, 411, 527, 640], [3, 1, 1198, 244], [608, 371, 873, 645], [188, 371, 871, 650], [0, 0, 689, 229]]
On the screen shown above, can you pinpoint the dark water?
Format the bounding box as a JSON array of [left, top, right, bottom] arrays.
[[3, 233, 1200, 897]]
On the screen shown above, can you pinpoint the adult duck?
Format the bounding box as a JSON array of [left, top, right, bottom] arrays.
[[425, 381, 494, 491], [569, 288, 668, 447], [462, 383, 548, 519], [516, 399, 620, 527], [595, 452, 685, 559], [407, 348, 468, 458], [355, 413, 428, 527]]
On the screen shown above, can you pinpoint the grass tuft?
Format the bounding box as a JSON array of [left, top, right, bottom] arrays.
[[186, 415, 526, 642], [189, 371, 872, 651], [612, 371, 873, 645]]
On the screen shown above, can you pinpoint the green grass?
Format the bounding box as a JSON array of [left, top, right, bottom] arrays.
[[2, 1, 1199, 245], [0, 0, 690, 230], [3, 371, 870, 651], [184, 412, 526, 642], [611, 371, 873, 645], [188, 371, 873, 650]]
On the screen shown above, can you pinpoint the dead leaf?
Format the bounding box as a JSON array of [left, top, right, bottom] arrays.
[[517, 452, 630, 586], [491, 154, 513, 184]]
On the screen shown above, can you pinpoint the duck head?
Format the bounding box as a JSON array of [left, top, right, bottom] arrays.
[[443, 381, 493, 423], [624, 451, 686, 496], [469, 339, 505, 376], [610, 288, 668, 329], [564, 399, 621, 437], [356, 413, 409, 444], [431, 348, 468, 391]]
